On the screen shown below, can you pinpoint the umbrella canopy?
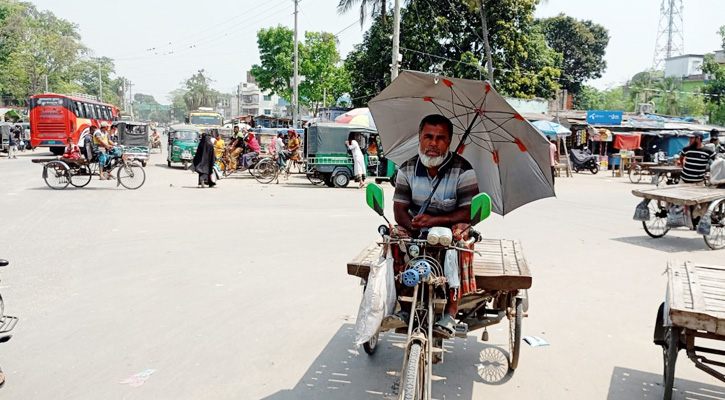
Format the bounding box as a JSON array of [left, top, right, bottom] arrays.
[[334, 107, 376, 129], [532, 120, 572, 137], [368, 70, 554, 215]]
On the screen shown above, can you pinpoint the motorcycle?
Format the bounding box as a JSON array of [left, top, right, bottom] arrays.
[[569, 148, 600, 174]]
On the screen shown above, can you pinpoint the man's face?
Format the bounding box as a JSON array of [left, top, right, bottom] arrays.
[[419, 123, 451, 158], [234, 127, 239, 133]]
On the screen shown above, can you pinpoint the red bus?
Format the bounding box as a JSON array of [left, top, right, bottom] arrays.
[[29, 94, 119, 155]]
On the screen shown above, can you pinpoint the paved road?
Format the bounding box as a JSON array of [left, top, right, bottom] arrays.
[[0, 148, 723, 399]]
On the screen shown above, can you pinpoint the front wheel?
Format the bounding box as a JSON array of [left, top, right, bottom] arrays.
[[402, 342, 424, 400], [590, 163, 599, 174], [117, 163, 146, 190], [508, 297, 523, 371], [254, 159, 278, 184], [704, 199, 725, 250]]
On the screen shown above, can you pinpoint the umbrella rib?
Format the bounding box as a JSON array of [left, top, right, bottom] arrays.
[[429, 101, 468, 132]]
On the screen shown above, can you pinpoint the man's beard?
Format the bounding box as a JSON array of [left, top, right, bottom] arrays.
[[419, 148, 449, 168]]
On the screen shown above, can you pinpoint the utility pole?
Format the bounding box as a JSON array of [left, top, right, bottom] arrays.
[[236, 84, 241, 118], [44, 75, 48, 93], [391, 0, 401, 80], [293, 0, 299, 128], [128, 81, 135, 120], [98, 61, 103, 102], [478, 0, 494, 83]]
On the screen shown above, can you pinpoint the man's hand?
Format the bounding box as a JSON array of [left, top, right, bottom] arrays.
[[411, 214, 440, 230]]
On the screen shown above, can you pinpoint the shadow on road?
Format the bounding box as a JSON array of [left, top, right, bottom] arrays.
[[607, 366, 725, 400], [261, 323, 516, 400], [611, 235, 710, 253]]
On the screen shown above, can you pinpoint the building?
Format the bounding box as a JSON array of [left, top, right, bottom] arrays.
[[229, 81, 287, 119], [664, 54, 704, 79]]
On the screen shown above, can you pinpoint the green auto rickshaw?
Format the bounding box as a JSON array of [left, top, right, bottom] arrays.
[[167, 124, 201, 169], [305, 123, 396, 188]]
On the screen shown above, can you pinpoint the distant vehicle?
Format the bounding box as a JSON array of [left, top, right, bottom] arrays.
[[119, 113, 133, 122], [166, 123, 201, 169], [29, 94, 119, 155], [186, 108, 223, 134]]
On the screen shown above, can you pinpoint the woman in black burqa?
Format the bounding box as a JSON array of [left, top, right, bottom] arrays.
[[193, 132, 217, 188]]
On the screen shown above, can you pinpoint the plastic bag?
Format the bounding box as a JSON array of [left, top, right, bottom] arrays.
[[444, 249, 459, 289], [354, 246, 396, 345], [698, 213, 712, 236], [710, 158, 725, 186], [667, 204, 689, 228], [633, 200, 650, 221]]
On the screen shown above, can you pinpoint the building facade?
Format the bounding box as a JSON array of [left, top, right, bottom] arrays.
[[229, 81, 287, 119]]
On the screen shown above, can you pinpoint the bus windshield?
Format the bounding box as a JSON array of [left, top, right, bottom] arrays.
[[190, 115, 221, 126]]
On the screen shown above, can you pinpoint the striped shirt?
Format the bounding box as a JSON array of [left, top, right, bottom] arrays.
[[393, 153, 479, 216], [681, 146, 715, 183]]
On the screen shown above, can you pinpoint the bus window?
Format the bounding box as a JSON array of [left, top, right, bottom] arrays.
[[74, 102, 84, 118], [100, 106, 108, 120], [105, 106, 112, 120], [83, 103, 91, 119]]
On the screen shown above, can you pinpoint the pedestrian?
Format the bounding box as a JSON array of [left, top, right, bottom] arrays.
[[192, 132, 217, 188], [346, 133, 366, 188], [275, 132, 288, 169], [549, 138, 558, 185], [7, 126, 18, 159]]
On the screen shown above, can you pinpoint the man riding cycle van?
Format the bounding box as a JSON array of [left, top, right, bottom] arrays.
[[94, 121, 119, 180], [381, 114, 479, 338]]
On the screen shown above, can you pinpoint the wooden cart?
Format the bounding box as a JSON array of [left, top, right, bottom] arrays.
[[648, 166, 682, 187], [628, 162, 677, 184], [654, 261, 725, 400], [632, 186, 725, 249], [348, 238, 532, 370]]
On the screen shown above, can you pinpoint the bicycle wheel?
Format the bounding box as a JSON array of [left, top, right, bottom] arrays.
[[117, 163, 146, 190], [402, 342, 424, 400], [254, 159, 278, 184], [69, 165, 92, 188], [704, 199, 725, 250], [508, 297, 523, 371], [662, 327, 681, 400], [628, 165, 642, 184], [643, 202, 670, 238], [43, 161, 70, 190]]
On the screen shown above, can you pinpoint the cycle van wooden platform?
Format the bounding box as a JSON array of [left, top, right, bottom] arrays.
[[654, 261, 725, 400]]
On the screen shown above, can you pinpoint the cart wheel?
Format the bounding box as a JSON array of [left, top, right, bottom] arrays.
[[629, 165, 643, 184], [643, 202, 670, 238], [254, 159, 278, 184], [508, 297, 522, 371], [117, 163, 146, 190], [704, 199, 725, 250], [69, 166, 92, 188], [43, 161, 70, 190], [363, 333, 379, 355], [662, 326, 681, 400]]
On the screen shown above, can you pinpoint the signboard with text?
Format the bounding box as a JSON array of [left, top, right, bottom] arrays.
[[587, 110, 623, 126]]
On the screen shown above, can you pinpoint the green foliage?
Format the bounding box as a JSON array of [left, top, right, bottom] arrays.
[[703, 48, 725, 124], [299, 32, 351, 115], [537, 14, 609, 95], [182, 70, 220, 111], [337, 0, 388, 27], [250, 26, 295, 102], [168, 89, 189, 122]]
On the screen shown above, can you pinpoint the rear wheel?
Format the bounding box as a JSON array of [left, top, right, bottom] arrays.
[[629, 165, 642, 183], [402, 342, 424, 400], [69, 166, 92, 188], [333, 172, 350, 188], [362, 333, 378, 355], [590, 163, 599, 174], [117, 163, 146, 190], [43, 161, 70, 190], [254, 159, 278, 184], [643, 202, 670, 238], [508, 297, 522, 371]]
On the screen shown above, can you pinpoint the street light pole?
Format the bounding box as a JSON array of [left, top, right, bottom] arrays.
[[293, 0, 299, 128], [98, 61, 103, 102], [391, 0, 401, 81]]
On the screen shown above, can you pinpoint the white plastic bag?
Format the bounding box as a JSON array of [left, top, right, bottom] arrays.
[[444, 249, 459, 289], [354, 246, 396, 345], [710, 158, 725, 186]]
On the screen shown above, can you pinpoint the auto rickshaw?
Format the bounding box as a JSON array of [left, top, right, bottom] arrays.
[[113, 121, 150, 167], [305, 122, 396, 187], [167, 124, 201, 169]]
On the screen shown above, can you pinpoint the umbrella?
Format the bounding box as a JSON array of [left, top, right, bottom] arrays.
[[368, 70, 554, 215], [334, 107, 376, 129], [531, 120, 572, 137]]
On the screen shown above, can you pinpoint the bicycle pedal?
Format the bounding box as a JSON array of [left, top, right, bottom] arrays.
[[455, 322, 468, 338]]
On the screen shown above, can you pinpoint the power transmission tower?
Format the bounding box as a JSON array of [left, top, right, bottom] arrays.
[[652, 0, 684, 70]]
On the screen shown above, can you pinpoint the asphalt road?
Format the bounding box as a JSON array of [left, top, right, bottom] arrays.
[[0, 147, 724, 399]]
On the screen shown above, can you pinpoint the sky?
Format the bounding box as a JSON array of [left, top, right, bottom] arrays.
[[29, 0, 725, 104]]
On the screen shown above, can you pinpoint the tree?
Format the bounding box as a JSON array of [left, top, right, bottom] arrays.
[[182, 70, 219, 111], [337, 0, 388, 27], [168, 89, 189, 122], [653, 76, 680, 116], [250, 26, 294, 102], [537, 14, 609, 95], [299, 32, 351, 115]]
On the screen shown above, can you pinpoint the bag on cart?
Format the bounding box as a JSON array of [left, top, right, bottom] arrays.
[[354, 245, 395, 346]]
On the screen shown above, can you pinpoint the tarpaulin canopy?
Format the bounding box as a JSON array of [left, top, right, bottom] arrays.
[[614, 133, 642, 150], [306, 122, 376, 155]]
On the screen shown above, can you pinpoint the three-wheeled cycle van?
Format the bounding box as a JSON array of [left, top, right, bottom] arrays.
[[114, 121, 150, 167]]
